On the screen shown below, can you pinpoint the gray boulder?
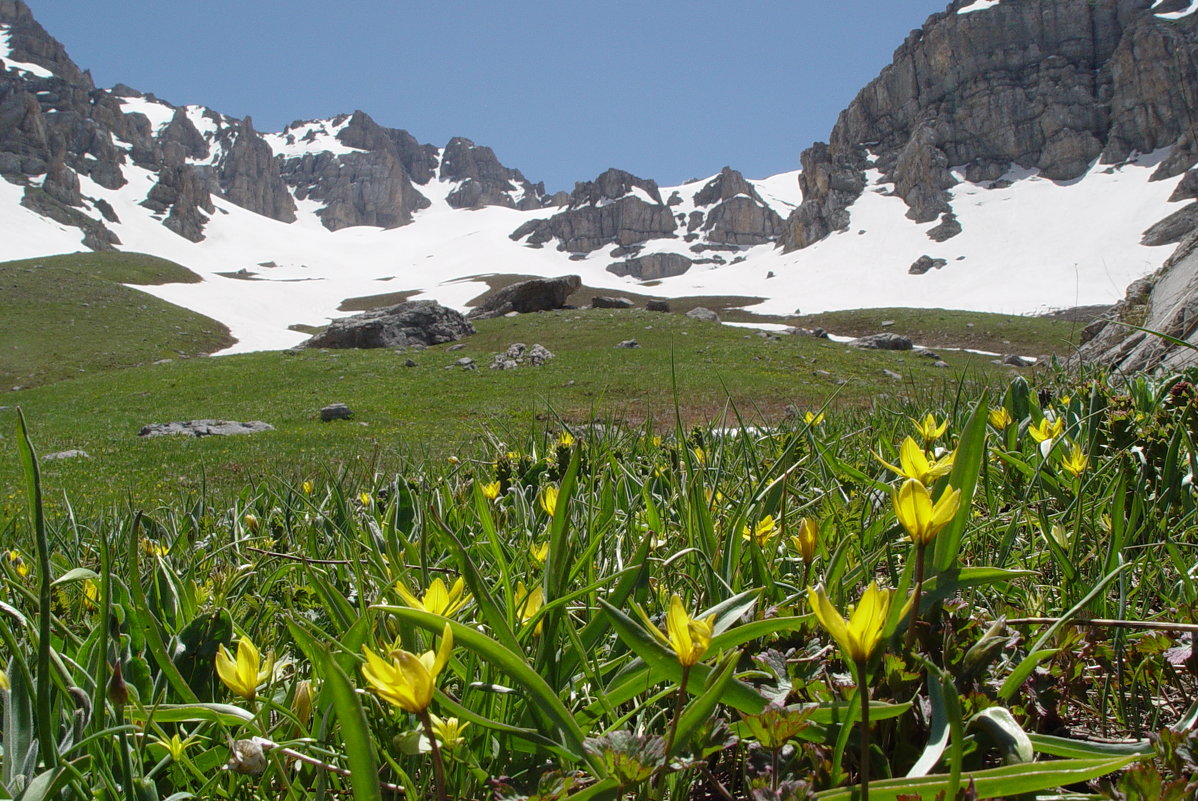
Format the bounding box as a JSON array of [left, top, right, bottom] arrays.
[[909, 255, 948, 275], [468, 275, 580, 319], [42, 449, 88, 461], [592, 296, 634, 309], [607, 253, 692, 280], [320, 403, 353, 421], [646, 300, 670, 312], [304, 300, 475, 349], [851, 333, 913, 350], [139, 420, 274, 438], [686, 306, 720, 323]]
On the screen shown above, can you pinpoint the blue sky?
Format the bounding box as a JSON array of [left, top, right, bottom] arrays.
[[30, 1, 949, 193]]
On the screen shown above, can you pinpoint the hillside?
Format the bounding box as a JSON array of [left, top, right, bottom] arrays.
[[0, 252, 232, 389]]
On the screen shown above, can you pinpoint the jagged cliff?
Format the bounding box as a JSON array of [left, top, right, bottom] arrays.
[[781, 0, 1198, 251]]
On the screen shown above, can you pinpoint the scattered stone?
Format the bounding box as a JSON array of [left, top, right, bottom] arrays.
[[592, 296, 634, 309], [685, 306, 720, 323], [1002, 354, 1035, 367], [404, 358, 418, 367], [455, 357, 476, 368], [447, 343, 466, 351], [927, 212, 962, 242], [489, 343, 555, 370], [850, 333, 913, 350], [139, 420, 274, 438], [880, 320, 896, 327], [811, 327, 829, 339], [153, 358, 173, 365], [882, 369, 903, 380], [617, 339, 641, 349], [814, 369, 833, 377], [320, 403, 353, 422], [646, 300, 670, 312], [468, 275, 581, 319], [303, 301, 474, 349], [933, 360, 950, 368], [42, 449, 89, 461], [914, 348, 940, 359], [909, 255, 948, 275], [607, 253, 693, 280]]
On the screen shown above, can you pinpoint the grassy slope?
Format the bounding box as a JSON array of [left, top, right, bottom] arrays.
[[0, 306, 1035, 508], [0, 252, 234, 389]]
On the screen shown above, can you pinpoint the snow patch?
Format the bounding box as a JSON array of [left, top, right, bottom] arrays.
[[262, 117, 364, 158], [958, 0, 1003, 14], [1155, 0, 1198, 19], [0, 24, 55, 78], [119, 96, 177, 133]]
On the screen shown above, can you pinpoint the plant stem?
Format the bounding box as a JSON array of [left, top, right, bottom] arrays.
[[664, 664, 691, 757], [905, 542, 927, 652], [857, 658, 871, 801], [419, 710, 447, 801]]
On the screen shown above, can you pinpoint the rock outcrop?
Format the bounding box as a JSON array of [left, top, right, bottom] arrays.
[[468, 275, 581, 319], [304, 300, 475, 349], [215, 117, 296, 223], [510, 168, 677, 253], [441, 136, 547, 210], [607, 252, 693, 280], [689, 167, 784, 246], [780, 0, 1198, 251]]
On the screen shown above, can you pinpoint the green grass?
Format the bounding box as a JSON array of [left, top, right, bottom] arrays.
[[0, 306, 1031, 508], [0, 252, 234, 389], [791, 307, 1085, 355]]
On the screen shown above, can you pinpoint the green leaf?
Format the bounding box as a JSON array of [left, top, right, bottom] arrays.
[[49, 568, 100, 587], [127, 703, 254, 727], [1028, 733, 1153, 759], [288, 621, 382, 801], [813, 755, 1141, 800], [671, 654, 737, 756], [970, 706, 1033, 765], [932, 398, 988, 575], [998, 648, 1059, 702]]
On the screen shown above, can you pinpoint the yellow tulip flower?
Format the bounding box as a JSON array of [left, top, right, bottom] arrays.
[[742, 515, 779, 547], [557, 431, 575, 448], [988, 408, 1013, 430], [877, 437, 955, 485], [792, 517, 819, 565], [480, 481, 501, 501], [430, 714, 469, 751], [804, 411, 825, 426], [893, 479, 961, 546], [215, 635, 274, 702], [911, 413, 948, 443], [301, 480, 314, 495], [0, 666, 9, 691], [529, 540, 549, 564], [1028, 416, 1064, 443], [649, 594, 715, 667], [6, 550, 29, 578], [515, 581, 544, 635], [361, 623, 453, 714], [396, 577, 471, 617], [808, 582, 892, 664], [540, 486, 559, 517], [1059, 443, 1088, 477]]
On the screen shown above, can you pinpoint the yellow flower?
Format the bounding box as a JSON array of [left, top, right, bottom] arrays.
[[877, 437, 955, 485], [742, 515, 779, 547], [361, 623, 453, 714], [215, 635, 274, 702], [911, 413, 948, 443], [0, 667, 9, 691], [988, 408, 1013, 430], [82, 579, 99, 610], [6, 550, 29, 578], [692, 446, 707, 465], [557, 431, 575, 448], [1028, 416, 1064, 443], [447, 455, 460, 465], [529, 541, 549, 564], [791, 517, 818, 564], [140, 538, 168, 557], [430, 714, 469, 751], [515, 581, 544, 636], [243, 513, 260, 532], [151, 732, 199, 762], [804, 411, 825, 426], [540, 486, 559, 517], [808, 582, 892, 664], [652, 435, 663, 447], [1059, 443, 1089, 477], [893, 479, 961, 546], [358, 491, 373, 507], [293, 680, 314, 728], [396, 577, 471, 617], [480, 481, 501, 501], [649, 594, 715, 667], [301, 480, 314, 495]]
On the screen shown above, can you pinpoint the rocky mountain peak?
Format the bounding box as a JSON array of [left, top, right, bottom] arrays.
[[0, 0, 91, 87], [569, 168, 664, 208], [440, 136, 547, 210], [780, 0, 1195, 251], [693, 166, 763, 207]]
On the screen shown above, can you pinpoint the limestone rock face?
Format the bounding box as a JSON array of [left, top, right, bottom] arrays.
[[142, 164, 214, 243], [215, 117, 297, 223], [468, 275, 582, 319], [286, 149, 428, 230], [335, 110, 439, 184], [441, 136, 547, 210], [304, 301, 475, 349], [781, 0, 1193, 251], [690, 167, 784, 245], [511, 168, 677, 253], [1072, 232, 1198, 373], [607, 252, 693, 280]]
